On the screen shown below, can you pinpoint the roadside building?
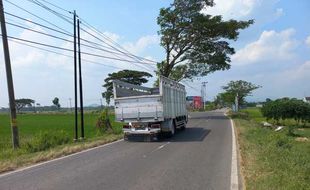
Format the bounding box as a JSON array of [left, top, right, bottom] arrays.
[[303, 97, 310, 103]]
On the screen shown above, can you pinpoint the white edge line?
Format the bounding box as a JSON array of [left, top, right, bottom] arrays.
[[227, 114, 239, 190], [0, 139, 124, 178]]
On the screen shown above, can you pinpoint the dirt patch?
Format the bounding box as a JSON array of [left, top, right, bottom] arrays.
[[295, 137, 309, 142]]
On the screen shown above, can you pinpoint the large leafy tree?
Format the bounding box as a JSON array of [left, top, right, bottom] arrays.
[[222, 80, 261, 108], [214, 92, 235, 107], [157, 0, 253, 81], [15, 98, 34, 112], [102, 70, 152, 105]]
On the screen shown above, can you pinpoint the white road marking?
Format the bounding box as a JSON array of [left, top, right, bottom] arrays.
[[143, 142, 171, 158], [156, 142, 170, 150], [0, 139, 124, 178], [229, 117, 239, 190], [149, 142, 170, 154], [158, 142, 169, 150]]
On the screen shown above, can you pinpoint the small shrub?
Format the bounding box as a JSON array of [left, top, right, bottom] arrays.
[[96, 108, 112, 133], [287, 125, 300, 137], [276, 138, 292, 149], [26, 131, 70, 153]]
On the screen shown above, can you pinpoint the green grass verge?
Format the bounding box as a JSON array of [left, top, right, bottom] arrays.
[[232, 108, 310, 190], [0, 112, 123, 173]]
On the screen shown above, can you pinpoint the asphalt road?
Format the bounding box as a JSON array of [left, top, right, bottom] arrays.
[[0, 110, 233, 190]]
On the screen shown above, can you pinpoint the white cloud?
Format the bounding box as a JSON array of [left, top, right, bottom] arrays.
[[203, 0, 259, 19], [202, 0, 283, 23], [232, 28, 298, 65], [281, 60, 310, 80], [102, 31, 121, 42], [274, 8, 284, 18], [123, 35, 159, 54], [306, 35, 310, 47]]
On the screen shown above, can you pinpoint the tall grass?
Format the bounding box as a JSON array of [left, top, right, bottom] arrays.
[[233, 108, 310, 189], [0, 112, 123, 155]]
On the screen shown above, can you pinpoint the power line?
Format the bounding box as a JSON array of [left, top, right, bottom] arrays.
[[7, 37, 125, 70], [81, 23, 158, 64], [4, 0, 72, 34], [24, 0, 73, 23], [5, 0, 156, 72], [2, 35, 156, 68], [6, 21, 73, 43], [4, 11, 119, 51], [80, 26, 156, 72], [33, 0, 70, 13], [80, 19, 158, 64], [5, 11, 72, 36], [4, 11, 157, 67], [14, 0, 157, 66], [6, 0, 157, 68], [5, 20, 152, 59], [5, 19, 155, 72]]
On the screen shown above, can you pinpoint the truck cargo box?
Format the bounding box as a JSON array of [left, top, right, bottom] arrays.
[[113, 76, 187, 123]]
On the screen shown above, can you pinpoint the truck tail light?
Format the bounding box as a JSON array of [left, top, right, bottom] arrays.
[[123, 124, 130, 129], [150, 124, 160, 129]]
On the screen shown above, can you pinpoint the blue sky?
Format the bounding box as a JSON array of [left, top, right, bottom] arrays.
[[0, 0, 309, 107]]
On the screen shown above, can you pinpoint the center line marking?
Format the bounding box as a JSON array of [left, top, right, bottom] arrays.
[[158, 142, 170, 150], [150, 142, 170, 154]]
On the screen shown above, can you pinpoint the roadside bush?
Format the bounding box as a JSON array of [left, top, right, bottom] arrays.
[[204, 103, 217, 111], [25, 130, 70, 153], [261, 98, 310, 125], [96, 108, 112, 133]]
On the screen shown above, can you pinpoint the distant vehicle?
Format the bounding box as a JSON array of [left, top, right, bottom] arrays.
[[186, 96, 203, 109], [113, 76, 188, 141]]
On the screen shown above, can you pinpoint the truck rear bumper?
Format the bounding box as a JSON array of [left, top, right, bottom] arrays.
[[123, 129, 161, 135]]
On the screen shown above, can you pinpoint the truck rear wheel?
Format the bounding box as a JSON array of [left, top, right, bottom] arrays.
[[167, 122, 176, 137], [180, 123, 186, 130]]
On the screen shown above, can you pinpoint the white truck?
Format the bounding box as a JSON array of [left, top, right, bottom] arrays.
[[113, 76, 188, 141]]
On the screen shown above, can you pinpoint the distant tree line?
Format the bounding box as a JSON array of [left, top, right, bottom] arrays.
[[261, 98, 310, 124]]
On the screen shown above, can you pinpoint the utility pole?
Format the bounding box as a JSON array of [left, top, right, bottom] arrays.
[[0, 0, 19, 148], [235, 93, 239, 112], [201, 82, 208, 110], [73, 10, 78, 141], [77, 18, 84, 139], [69, 98, 72, 112]]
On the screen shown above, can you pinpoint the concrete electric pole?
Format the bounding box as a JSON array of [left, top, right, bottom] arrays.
[[0, 0, 19, 148], [235, 93, 239, 112], [73, 10, 78, 141], [77, 18, 84, 139], [201, 82, 208, 110]]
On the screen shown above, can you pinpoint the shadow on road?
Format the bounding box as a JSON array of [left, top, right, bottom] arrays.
[[190, 115, 229, 120], [169, 128, 211, 142], [127, 128, 211, 142]]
